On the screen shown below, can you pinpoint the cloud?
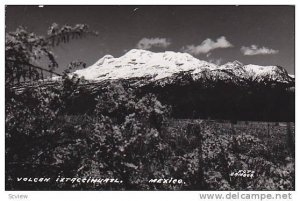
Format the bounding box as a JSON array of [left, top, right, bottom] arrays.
[[209, 58, 223, 65], [136, 37, 171, 50], [182, 36, 233, 55], [241, 45, 279, 56], [206, 52, 212, 58]]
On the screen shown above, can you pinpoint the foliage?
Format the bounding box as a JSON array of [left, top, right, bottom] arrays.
[[6, 80, 172, 190], [193, 121, 294, 190], [5, 23, 96, 85], [5, 78, 295, 190]]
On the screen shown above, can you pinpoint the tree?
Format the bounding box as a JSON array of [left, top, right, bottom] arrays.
[[5, 23, 97, 85]]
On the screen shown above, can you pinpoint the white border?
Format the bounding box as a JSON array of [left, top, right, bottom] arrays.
[[0, 1, 298, 201]]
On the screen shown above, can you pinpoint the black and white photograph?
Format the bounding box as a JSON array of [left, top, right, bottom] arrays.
[[5, 5, 295, 191]]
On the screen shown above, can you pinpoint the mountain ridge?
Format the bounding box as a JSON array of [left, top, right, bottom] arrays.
[[72, 49, 294, 86]]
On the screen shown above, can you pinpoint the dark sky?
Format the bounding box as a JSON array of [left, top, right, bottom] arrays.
[[5, 5, 295, 74]]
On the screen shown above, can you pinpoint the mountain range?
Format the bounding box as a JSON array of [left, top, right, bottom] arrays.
[[72, 49, 294, 87], [61, 49, 295, 121]]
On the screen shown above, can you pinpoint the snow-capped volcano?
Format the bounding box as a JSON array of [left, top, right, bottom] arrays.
[[73, 49, 217, 81], [73, 49, 293, 85]]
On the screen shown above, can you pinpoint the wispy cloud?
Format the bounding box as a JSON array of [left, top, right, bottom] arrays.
[[209, 58, 223, 65], [182, 36, 233, 55], [136, 37, 171, 50], [241, 45, 279, 56]]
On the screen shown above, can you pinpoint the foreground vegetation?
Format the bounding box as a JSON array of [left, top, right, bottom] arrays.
[[6, 77, 295, 190]]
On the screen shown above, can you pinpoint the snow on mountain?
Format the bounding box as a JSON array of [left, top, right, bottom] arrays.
[[218, 61, 246, 77], [220, 60, 244, 69], [73, 49, 217, 81], [73, 49, 293, 84], [242, 64, 292, 82], [219, 62, 292, 83]]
